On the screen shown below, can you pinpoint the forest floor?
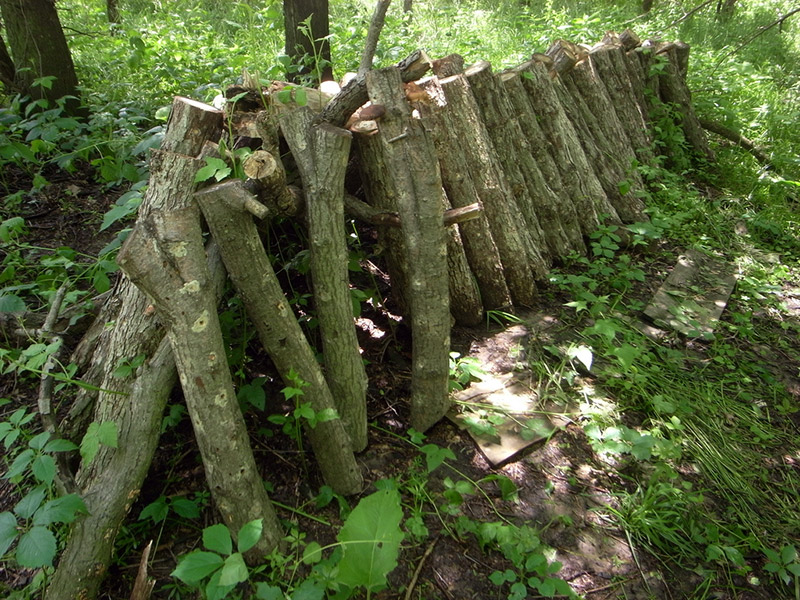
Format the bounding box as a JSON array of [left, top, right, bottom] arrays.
[[1, 166, 799, 600]]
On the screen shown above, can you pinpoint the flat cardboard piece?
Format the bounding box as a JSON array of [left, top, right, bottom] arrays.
[[643, 249, 737, 339]]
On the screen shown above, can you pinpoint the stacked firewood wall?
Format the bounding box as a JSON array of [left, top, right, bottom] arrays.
[[352, 30, 711, 326]]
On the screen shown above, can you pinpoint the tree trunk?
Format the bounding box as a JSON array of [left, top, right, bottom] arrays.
[[196, 181, 363, 494], [415, 76, 512, 312], [365, 67, 451, 432], [0, 29, 15, 91], [280, 107, 369, 452], [106, 0, 119, 23], [0, 0, 82, 114], [117, 201, 283, 559], [46, 98, 224, 600], [559, 58, 647, 223], [283, 0, 333, 83], [655, 42, 715, 162]]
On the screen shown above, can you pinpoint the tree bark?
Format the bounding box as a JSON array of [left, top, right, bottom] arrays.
[[559, 58, 647, 223], [117, 202, 283, 559], [655, 42, 715, 162], [0, 28, 15, 91], [415, 76, 512, 312], [515, 60, 618, 235], [0, 0, 82, 114], [437, 73, 538, 307], [106, 0, 119, 23], [280, 107, 369, 452], [46, 98, 224, 600], [498, 72, 585, 257], [196, 181, 363, 494], [365, 67, 451, 432], [284, 0, 333, 83]]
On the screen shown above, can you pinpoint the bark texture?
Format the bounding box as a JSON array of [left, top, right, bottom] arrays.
[[280, 107, 368, 452], [365, 67, 451, 432], [117, 202, 283, 558], [196, 181, 363, 494], [0, 0, 82, 113]]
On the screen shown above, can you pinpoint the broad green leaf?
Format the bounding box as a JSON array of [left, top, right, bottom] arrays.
[[33, 494, 87, 526], [28, 431, 51, 450], [171, 497, 201, 519], [302, 541, 322, 564], [205, 568, 237, 600], [337, 489, 404, 591], [80, 421, 118, 466], [16, 526, 57, 567], [139, 496, 168, 523], [290, 578, 325, 600], [611, 343, 639, 370], [0, 294, 26, 313], [237, 519, 262, 554], [203, 523, 232, 555], [31, 454, 56, 485], [5, 448, 35, 479], [218, 552, 248, 586], [171, 551, 224, 584], [43, 438, 77, 453], [255, 583, 284, 599], [0, 512, 18, 556], [420, 444, 455, 474], [14, 485, 48, 520], [781, 545, 797, 564], [567, 345, 593, 372]]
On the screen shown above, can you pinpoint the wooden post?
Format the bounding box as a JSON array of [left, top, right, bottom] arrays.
[[280, 107, 369, 452], [365, 67, 451, 432]]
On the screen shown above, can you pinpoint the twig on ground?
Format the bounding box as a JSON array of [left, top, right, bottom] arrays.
[[405, 535, 439, 600]]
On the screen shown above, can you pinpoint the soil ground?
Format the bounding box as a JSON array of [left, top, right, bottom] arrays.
[[1, 165, 798, 600]]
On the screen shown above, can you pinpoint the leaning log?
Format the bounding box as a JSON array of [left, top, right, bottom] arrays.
[[117, 202, 283, 558], [498, 71, 585, 256], [464, 61, 554, 270], [515, 60, 620, 235], [280, 107, 369, 452], [196, 181, 363, 494], [46, 97, 225, 600], [365, 67, 451, 432], [438, 73, 538, 307], [416, 76, 513, 311]]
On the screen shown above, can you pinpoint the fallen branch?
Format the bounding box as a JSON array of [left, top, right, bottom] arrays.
[[699, 117, 770, 165], [713, 7, 800, 70]]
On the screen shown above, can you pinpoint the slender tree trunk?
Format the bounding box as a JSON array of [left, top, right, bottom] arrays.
[[0, 0, 82, 113], [283, 0, 333, 83], [0, 29, 15, 90], [106, 0, 120, 23]]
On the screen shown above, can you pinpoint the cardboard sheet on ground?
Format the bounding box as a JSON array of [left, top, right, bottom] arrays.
[[448, 371, 578, 466], [643, 248, 737, 339]]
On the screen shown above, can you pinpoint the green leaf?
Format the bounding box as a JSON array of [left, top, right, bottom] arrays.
[[302, 541, 322, 564], [14, 485, 48, 520], [33, 493, 87, 526], [4, 448, 33, 480], [218, 552, 248, 586], [337, 489, 404, 591], [0, 293, 27, 314], [31, 454, 56, 485], [139, 496, 169, 523], [290, 578, 325, 600], [255, 583, 284, 599], [204, 523, 233, 555], [80, 421, 118, 466], [781, 545, 798, 564], [237, 519, 262, 554], [420, 444, 456, 474], [0, 512, 18, 556], [171, 497, 201, 519], [206, 568, 237, 600], [28, 431, 51, 451], [16, 526, 57, 567], [611, 343, 639, 370], [43, 438, 77, 453], [171, 551, 224, 584]]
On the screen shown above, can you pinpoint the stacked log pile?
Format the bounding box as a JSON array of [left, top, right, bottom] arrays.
[[46, 29, 712, 600]]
